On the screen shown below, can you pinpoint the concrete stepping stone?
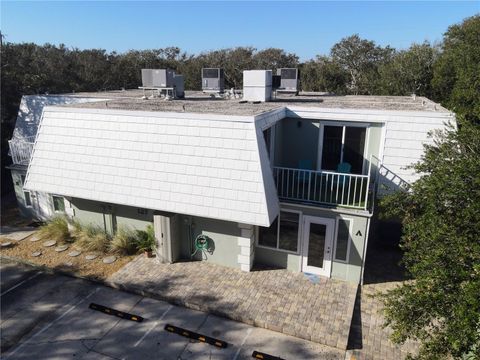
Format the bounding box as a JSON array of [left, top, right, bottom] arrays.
[[4, 230, 36, 241], [31, 251, 42, 257], [55, 245, 69, 252], [68, 250, 81, 257], [43, 240, 57, 247], [103, 256, 116, 264], [85, 254, 98, 261], [29, 235, 42, 242], [1, 242, 13, 248]]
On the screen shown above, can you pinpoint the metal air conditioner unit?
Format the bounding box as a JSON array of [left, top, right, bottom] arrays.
[[141, 69, 176, 88], [277, 68, 300, 93], [174, 75, 185, 98], [202, 68, 225, 92], [243, 70, 272, 102]]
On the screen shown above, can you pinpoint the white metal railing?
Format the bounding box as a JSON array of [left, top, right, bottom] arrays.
[[273, 165, 372, 210], [8, 137, 35, 165]]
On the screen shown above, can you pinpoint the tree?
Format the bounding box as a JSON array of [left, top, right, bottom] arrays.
[[252, 48, 299, 71], [380, 119, 480, 359], [331, 34, 394, 95], [300, 56, 348, 94], [432, 15, 480, 123], [378, 42, 439, 97]]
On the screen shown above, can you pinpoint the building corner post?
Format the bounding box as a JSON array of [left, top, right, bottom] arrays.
[[237, 223, 255, 272]]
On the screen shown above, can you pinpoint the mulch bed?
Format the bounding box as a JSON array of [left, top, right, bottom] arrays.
[[0, 233, 134, 280]]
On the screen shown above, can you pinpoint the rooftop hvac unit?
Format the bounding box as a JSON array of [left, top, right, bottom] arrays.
[[243, 70, 272, 102], [277, 68, 300, 93], [141, 69, 176, 88], [174, 75, 185, 98], [272, 75, 282, 89], [202, 68, 225, 92]]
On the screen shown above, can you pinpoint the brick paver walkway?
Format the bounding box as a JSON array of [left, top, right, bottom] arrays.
[[108, 256, 357, 350], [347, 282, 419, 359]]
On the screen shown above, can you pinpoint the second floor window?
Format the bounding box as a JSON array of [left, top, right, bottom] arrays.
[[321, 125, 367, 174]]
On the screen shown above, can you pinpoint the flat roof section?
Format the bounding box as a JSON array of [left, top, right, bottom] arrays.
[[60, 90, 449, 115]]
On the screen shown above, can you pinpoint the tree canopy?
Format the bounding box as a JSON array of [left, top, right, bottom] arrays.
[[380, 119, 480, 359], [432, 15, 480, 123], [379, 15, 480, 360]]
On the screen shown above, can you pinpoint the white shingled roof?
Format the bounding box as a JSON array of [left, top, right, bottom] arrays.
[[24, 107, 280, 226], [12, 95, 105, 141]]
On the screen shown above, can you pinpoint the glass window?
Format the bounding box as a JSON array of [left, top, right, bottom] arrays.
[[278, 211, 299, 252], [258, 212, 300, 253], [321, 126, 343, 170], [344, 127, 366, 174], [307, 223, 327, 267], [321, 125, 367, 174], [258, 217, 278, 248], [335, 219, 351, 261], [53, 196, 65, 212], [24, 191, 32, 207]]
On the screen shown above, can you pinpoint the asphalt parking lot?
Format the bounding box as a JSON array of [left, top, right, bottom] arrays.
[[1, 259, 344, 360]]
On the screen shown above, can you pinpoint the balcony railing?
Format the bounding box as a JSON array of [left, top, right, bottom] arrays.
[[273, 166, 373, 210], [8, 137, 35, 165]]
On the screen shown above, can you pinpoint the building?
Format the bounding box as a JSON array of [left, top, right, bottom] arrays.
[[8, 73, 454, 284]]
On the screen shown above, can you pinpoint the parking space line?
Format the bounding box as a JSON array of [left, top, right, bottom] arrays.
[[232, 327, 253, 360], [5, 287, 100, 359], [0, 272, 42, 297], [133, 304, 173, 348]]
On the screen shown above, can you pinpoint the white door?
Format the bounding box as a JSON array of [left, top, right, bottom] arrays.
[[153, 214, 173, 264], [301, 216, 335, 277]]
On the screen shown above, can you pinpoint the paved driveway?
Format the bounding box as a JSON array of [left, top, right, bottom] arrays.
[[1, 259, 344, 359], [109, 256, 358, 350]]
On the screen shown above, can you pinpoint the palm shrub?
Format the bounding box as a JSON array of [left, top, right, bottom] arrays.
[[38, 216, 70, 243], [74, 224, 110, 253], [110, 226, 140, 256], [136, 224, 156, 253]]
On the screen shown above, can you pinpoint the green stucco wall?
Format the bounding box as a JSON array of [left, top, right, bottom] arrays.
[[69, 198, 153, 235], [273, 118, 384, 174], [177, 215, 242, 269], [255, 203, 370, 284], [274, 118, 320, 169], [255, 246, 301, 271], [10, 168, 31, 218]]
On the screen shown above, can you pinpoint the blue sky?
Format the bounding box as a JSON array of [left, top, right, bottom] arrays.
[[1, 1, 478, 60]]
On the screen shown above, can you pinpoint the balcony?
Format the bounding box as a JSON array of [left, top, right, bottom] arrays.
[[8, 136, 35, 165], [273, 166, 374, 211]]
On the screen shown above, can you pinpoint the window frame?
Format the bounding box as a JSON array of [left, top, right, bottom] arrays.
[[24, 191, 32, 208], [318, 122, 370, 175], [52, 195, 65, 213], [21, 175, 33, 208], [333, 215, 353, 263], [256, 209, 302, 255]]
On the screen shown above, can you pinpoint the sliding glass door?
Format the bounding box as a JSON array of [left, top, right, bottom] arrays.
[[320, 125, 367, 174]]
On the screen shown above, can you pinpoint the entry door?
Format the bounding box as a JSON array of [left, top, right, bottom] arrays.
[[301, 216, 335, 277], [153, 214, 173, 264]]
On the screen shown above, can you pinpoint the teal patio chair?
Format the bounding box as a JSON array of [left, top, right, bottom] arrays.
[[336, 162, 352, 187]]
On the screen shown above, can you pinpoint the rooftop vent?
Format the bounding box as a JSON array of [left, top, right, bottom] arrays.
[[243, 70, 272, 102], [277, 68, 300, 94], [202, 68, 225, 93]]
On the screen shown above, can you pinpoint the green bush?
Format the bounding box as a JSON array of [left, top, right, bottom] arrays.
[[74, 224, 110, 253], [110, 226, 139, 256], [38, 216, 70, 243], [136, 224, 156, 252]]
